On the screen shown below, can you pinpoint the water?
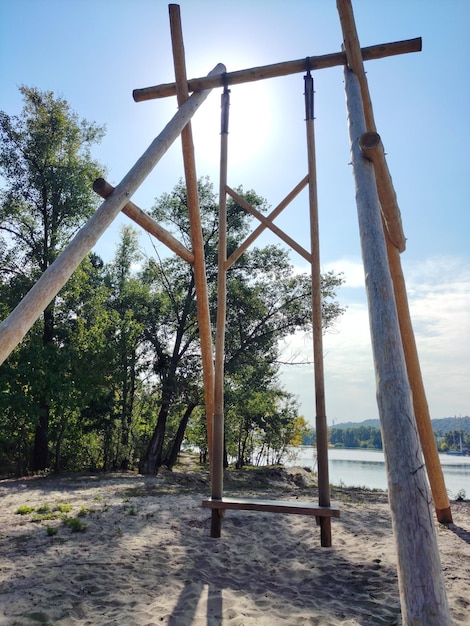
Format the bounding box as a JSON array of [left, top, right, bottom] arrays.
[[291, 446, 470, 498]]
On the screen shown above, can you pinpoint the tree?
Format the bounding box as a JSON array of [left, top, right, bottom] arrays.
[[0, 87, 105, 470], [138, 177, 344, 474], [104, 226, 151, 469]]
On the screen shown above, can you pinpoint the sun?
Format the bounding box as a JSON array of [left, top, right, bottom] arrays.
[[191, 79, 276, 175]]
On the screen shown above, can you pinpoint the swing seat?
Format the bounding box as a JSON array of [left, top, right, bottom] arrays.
[[202, 496, 340, 522]]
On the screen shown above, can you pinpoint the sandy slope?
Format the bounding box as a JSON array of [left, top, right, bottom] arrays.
[[0, 465, 469, 625]]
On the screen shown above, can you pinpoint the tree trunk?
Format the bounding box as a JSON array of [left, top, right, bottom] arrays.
[[139, 404, 168, 474], [164, 401, 197, 470], [32, 397, 50, 471], [32, 304, 55, 472], [53, 415, 68, 473]]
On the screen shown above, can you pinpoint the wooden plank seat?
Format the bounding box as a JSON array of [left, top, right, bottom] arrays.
[[202, 497, 340, 520]]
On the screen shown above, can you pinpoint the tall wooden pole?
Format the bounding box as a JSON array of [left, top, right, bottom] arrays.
[[345, 66, 451, 626], [337, 0, 452, 524], [210, 85, 230, 538], [304, 71, 332, 547], [0, 77, 223, 367], [169, 4, 215, 460]]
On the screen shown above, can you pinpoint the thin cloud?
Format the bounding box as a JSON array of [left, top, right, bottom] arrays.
[[279, 254, 469, 424]]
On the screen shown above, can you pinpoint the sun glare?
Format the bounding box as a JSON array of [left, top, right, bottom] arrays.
[[191, 80, 276, 175]]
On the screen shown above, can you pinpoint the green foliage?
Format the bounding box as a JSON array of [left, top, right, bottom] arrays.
[[0, 87, 106, 473], [0, 98, 345, 479], [77, 506, 90, 517], [35, 504, 51, 514], [329, 426, 383, 449], [56, 503, 72, 513], [15, 505, 34, 515], [435, 429, 470, 453], [64, 517, 87, 532]]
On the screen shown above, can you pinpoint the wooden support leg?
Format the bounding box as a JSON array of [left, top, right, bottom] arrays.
[[320, 517, 332, 548], [210, 508, 223, 538]]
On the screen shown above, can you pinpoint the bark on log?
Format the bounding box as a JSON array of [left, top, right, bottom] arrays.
[[345, 66, 451, 626]]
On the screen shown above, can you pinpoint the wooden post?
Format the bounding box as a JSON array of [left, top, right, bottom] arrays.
[[337, 0, 452, 524], [0, 76, 224, 367], [133, 38, 421, 102], [385, 236, 453, 524], [304, 71, 332, 547], [169, 4, 215, 463], [210, 85, 230, 538], [345, 66, 451, 626]]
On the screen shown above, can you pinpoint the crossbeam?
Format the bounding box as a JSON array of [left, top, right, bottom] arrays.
[[93, 178, 194, 264], [133, 37, 421, 102]]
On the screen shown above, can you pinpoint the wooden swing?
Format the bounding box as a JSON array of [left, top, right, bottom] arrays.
[[200, 63, 340, 544], [0, 2, 453, 622]]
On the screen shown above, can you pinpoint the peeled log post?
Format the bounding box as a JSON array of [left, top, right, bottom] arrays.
[[169, 4, 215, 463], [358, 132, 405, 252], [359, 138, 452, 524], [345, 67, 451, 626], [337, 0, 451, 524], [133, 38, 421, 102], [0, 75, 224, 367], [337, 0, 406, 252], [305, 71, 331, 547], [385, 236, 453, 524], [93, 178, 194, 264], [210, 86, 230, 538]]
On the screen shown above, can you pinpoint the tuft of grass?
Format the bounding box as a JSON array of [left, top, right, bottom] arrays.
[[46, 526, 58, 537], [31, 512, 62, 522], [15, 505, 35, 515], [35, 504, 51, 514], [55, 503, 72, 513], [77, 506, 90, 517], [64, 517, 87, 533]]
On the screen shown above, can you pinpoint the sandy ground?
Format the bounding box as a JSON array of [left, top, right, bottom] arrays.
[[0, 463, 469, 625]]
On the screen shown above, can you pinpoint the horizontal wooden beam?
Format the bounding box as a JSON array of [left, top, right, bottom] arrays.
[[202, 497, 340, 517], [93, 178, 194, 264], [133, 37, 421, 102]]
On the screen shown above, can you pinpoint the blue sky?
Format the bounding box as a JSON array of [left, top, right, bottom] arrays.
[[1, 0, 469, 425]]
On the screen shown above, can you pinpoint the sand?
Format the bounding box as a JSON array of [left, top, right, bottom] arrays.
[[0, 462, 469, 625]]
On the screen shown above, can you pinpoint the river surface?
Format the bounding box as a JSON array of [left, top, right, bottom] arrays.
[[290, 446, 470, 497]]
